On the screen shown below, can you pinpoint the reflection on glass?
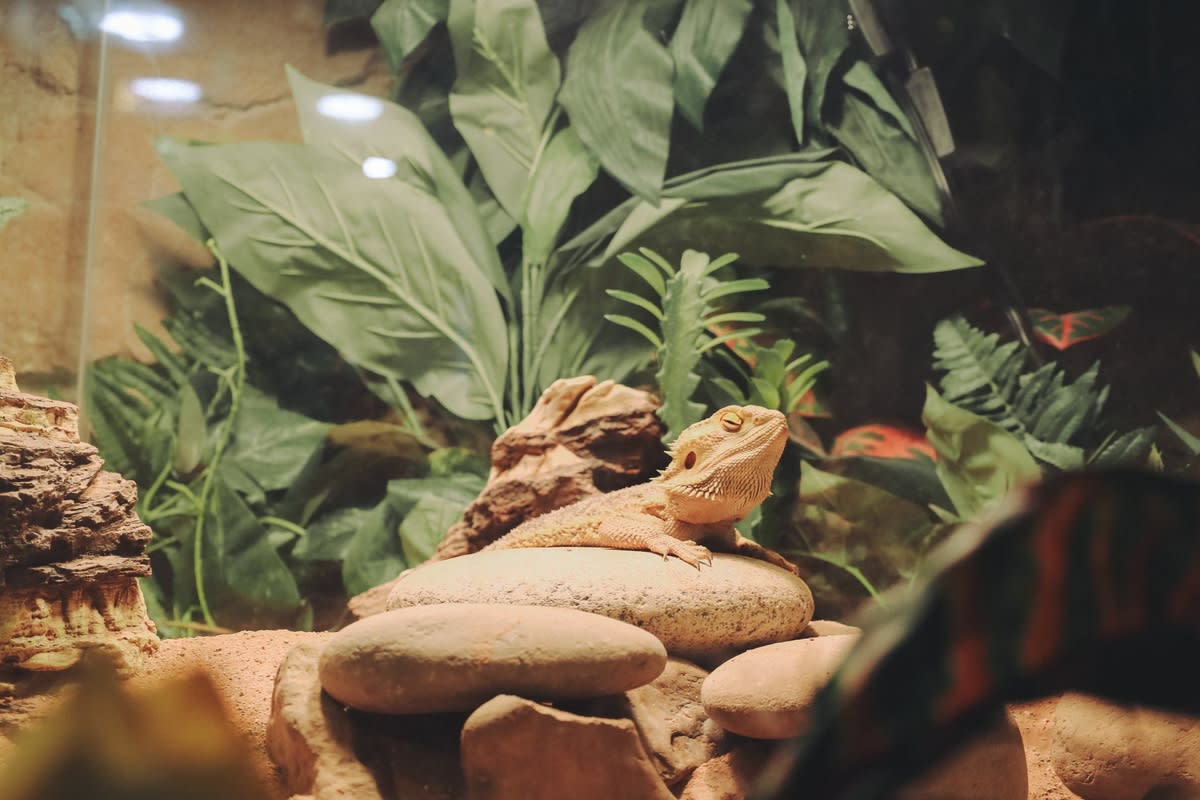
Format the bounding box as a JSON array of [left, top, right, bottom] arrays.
[[99, 8, 184, 43], [315, 93, 384, 122], [362, 157, 397, 179], [129, 77, 201, 104]]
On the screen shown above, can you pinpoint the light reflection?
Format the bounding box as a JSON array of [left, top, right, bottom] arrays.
[[129, 77, 201, 104], [362, 157, 398, 179], [99, 9, 184, 43], [316, 93, 384, 123]]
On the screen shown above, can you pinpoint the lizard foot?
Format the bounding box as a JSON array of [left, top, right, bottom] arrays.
[[650, 539, 713, 569]]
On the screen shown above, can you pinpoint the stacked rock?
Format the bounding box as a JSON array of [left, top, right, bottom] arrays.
[[0, 355, 157, 676]]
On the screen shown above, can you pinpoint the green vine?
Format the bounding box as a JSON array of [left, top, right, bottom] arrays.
[[187, 239, 249, 625]]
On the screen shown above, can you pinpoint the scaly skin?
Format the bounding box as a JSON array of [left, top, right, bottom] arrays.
[[484, 405, 800, 574]]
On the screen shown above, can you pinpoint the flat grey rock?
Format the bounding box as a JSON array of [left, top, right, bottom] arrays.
[[701, 634, 858, 739], [319, 603, 666, 714], [386, 548, 815, 660]]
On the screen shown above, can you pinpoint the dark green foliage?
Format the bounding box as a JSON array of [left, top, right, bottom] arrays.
[[933, 315, 1154, 470]]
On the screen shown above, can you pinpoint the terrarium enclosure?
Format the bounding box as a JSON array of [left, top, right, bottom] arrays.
[[1, 1, 1198, 798]]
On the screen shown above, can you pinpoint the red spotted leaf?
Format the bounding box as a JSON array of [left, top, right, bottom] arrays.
[[1028, 306, 1130, 351], [831, 424, 936, 460]]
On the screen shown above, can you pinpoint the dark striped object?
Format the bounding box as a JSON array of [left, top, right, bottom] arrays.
[[759, 469, 1200, 800]]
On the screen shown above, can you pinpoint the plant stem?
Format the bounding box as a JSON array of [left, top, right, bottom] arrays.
[[259, 515, 308, 538], [385, 376, 438, 449], [190, 240, 248, 627]]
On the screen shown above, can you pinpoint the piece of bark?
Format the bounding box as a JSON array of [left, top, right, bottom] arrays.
[[436, 376, 664, 559], [0, 356, 158, 676]]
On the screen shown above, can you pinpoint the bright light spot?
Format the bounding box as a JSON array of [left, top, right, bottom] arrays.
[[130, 77, 201, 104], [99, 9, 184, 43], [362, 157, 398, 179], [316, 93, 383, 123]]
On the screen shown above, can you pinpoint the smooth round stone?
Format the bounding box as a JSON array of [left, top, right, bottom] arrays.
[[386, 548, 814, 660], [319, 603, 667, 714], [701, 634, 859, 739]]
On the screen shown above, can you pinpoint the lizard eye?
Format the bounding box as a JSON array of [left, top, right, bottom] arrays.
[[684, 451, 697, 469], [719, 411, 743, 432]]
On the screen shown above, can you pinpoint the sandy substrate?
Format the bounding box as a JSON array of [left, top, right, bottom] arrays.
[[3, 631, 1082, 799], [141, 632, 1083, 799]]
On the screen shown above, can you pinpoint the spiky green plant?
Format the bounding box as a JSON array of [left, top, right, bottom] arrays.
[[606, 248, 768, 439]]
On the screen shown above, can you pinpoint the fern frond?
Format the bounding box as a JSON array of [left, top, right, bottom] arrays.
[[933, 315, 1152, 468]]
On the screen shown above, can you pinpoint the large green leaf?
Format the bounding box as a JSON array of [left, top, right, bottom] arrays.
[[291, 505, 375, 562], [447, 0, 559, 218], [341, 473, 483, 593], [159, 139, 508, 421], [558, 151, 838, 258], [602, 161, 981, 273], [922, 384, 1040, 519], [0, 196, 29, 231], [204, 474, 304, 624], [520, 126, 599, 266], [392, 473, 484, 563], [142, 192, 209, 241], [558, 0, 674, 203], [371, 0, 449, 70], [774, 0, 807, 144], [790, 0, 849, 124], [341, 488, 408, 596], [225, 386, 331, 492], [670, 0, 752, 129], [285, 67, 510, 305], [794, 462, 939, 593], [826, 61, 944, 222]]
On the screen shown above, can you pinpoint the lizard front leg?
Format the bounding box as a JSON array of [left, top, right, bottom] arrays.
[[486, 510, 715, 568], [700, 526, 802, 575], [591, 514, 715, 568]]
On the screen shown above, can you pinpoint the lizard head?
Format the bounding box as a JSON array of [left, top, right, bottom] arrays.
[[657, 405, 788, 523]]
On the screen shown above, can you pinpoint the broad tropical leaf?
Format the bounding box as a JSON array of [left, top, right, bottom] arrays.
[[826, 61, 943, 223], [158, 139, 508, 422], [774, 0, 807, 144], [285, 67, 510, 305], [447, 0, 559, 218], [520, 126, 599, 265], [371, 0, 448, 70], [670, 0, 752, 129], [601, 161, 981, 273], [922, 384, 1041, 518], [559, 0, 674, 203]]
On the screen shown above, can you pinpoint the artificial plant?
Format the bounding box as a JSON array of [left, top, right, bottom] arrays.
[[92, 0, 989, 632], [785, 313, 1155, 612]]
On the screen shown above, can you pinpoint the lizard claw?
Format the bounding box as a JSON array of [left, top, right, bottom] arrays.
[[652, 539, 713, 569]]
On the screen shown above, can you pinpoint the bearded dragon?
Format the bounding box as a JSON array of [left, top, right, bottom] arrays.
[[482, 405, 800, 575]]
